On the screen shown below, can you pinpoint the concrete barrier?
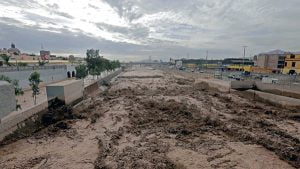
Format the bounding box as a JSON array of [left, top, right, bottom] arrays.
[[234, 90, 300, 109], [98, 69, 122, 85], [0, 101, 48, 141], [0, 81, 16, 119], [230, 81, 255, 90], [46, 80, 84, 105], [84, 81, 99, 96], [255, 82, 300, 99], [197, 79, 231, 93]]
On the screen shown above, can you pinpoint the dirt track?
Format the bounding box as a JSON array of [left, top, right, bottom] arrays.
[[0, 67, 299, 169]]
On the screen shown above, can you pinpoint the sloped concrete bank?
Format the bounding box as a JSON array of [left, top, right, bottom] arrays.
[[234, 90, 300, 109], [197, 79, 300, 110], [255, 82, 300, 100]]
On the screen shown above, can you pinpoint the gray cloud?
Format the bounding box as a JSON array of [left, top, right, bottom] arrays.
[[0, 0, 300, 61]]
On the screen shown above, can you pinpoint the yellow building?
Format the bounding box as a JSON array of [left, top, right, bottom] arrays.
[[283, 53, 300, 74]]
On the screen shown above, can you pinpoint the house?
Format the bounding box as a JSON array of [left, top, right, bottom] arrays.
[[255, 50, 288, 73], [283, 52, 300, 74]]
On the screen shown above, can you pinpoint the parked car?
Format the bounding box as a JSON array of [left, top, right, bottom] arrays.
[[179, 67, 186, 71], [228, 74, 235, 79]]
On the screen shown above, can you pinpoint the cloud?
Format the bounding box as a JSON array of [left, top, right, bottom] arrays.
[[0, 0, 300, 61]]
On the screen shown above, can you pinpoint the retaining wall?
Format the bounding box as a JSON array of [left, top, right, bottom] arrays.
[[0, 69, 123, 142], [234, 90, 300, 109], [0, 81, 16, 119], [0, 65, 76, 89], [230, 81, 255, 90], [255, 82, 300, 99], [0, 101, 48, 141], [84, 81, 99, 96], [98, 69, 122, 85]]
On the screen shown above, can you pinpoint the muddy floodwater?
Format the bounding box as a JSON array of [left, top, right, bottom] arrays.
[[0, 67, 299, 169]]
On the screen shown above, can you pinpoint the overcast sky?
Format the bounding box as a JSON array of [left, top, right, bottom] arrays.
[[0, 0, 300, 61]]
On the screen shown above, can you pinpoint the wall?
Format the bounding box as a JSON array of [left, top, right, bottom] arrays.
[[84, 81, 99, 96], [98, 69, 122, 85], [0, 69, 122, 142], [0, 101, 48, 141], [46, 80, 83, 105], [0, 65, 76, 89], [255, 81, 300, 99], [234, 90, 300, 109], [0, 81, 16, 119]]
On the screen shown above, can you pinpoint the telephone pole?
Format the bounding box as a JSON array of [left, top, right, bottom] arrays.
[[206, 50, 208, 70]]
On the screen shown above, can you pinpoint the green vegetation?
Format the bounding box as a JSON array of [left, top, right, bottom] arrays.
[[0, 75, 24, 110], [75, 64, 88, 79], [28, 71, 42, 105], [0, 54, 11, 66], [85, 49, 121, 79], [17, 62, 28, 67]]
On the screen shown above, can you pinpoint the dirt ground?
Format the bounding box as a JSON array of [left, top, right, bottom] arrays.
[[0, 66, 299, 169]]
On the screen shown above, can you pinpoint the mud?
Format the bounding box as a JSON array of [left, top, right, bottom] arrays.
[[0, 67, 299, 169]]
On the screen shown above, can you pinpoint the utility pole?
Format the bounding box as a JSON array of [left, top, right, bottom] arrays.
[[206, 50, 208, 70], [242, 46, 247, 70]]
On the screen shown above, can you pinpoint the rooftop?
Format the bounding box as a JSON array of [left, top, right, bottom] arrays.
[[47, 79, 82, 87]]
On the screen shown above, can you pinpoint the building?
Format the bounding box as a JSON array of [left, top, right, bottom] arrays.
[[255, 50, 288, 73], [69, 55, 75, 63], [49, 55, 57, 60], [8, 43, 21, 58], [19, 53, 39, 60], [222, 58, 254, 66], [179, 59, 222, 69], [0, 43, 21, 60], [40, 50, 50, 60], [222, 58, 254, 72], [283, 53, 300, 74], [175, 60, 182, 68]]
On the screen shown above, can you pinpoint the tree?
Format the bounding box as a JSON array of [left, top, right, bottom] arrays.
[[111, 60, 121, 71], [0, 75, 24, 110], [85, 49, 105, 79], [29, 72, 42, 105], [86, 49, 100, 73], [75, 64, 88, 79], [0, 54, 11, 66], [85, 49, 121, 78]]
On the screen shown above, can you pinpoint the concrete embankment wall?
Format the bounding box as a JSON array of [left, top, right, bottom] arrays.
[[255, 82, 300, 99], [200, 79, 300, 109], [0, 65, 76, 89], [0, 81, 16, 119], [234, 90, 300, 109], [0, 101, 48, 141], [0, 69, 122, 142], [98, 69, 122, 85]]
